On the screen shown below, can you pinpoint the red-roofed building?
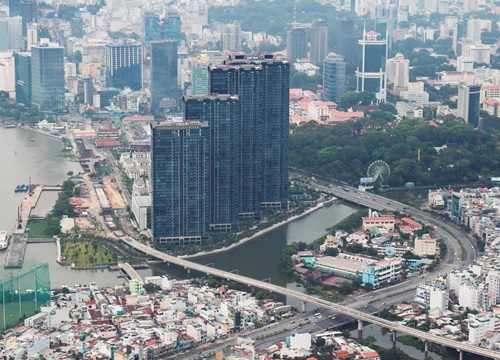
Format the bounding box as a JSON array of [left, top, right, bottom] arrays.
[[95, 139, 121, 149], [401, 217, 422, 230], [122, 115, 155, 122], [483, 98, 500, 117], [356, 350, 380, 359]]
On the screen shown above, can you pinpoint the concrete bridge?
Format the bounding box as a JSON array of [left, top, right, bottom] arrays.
[[121, 237, 499, 359]]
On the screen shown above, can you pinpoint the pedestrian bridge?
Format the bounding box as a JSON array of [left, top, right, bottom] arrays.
[[121, 237, 500, 359]]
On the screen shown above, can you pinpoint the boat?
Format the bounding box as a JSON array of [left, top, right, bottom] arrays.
[[14, 185, 20, 192], [0, 231, 9, 250], [27, 138, 35, 142]]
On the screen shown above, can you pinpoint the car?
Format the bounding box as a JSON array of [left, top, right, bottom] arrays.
[[331, 316, 336, 320], [369, 295, 374, 299], [291, 321, 296, 324]]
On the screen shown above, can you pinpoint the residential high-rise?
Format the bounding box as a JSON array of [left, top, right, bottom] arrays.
[[457, 82, 481, 128], [105, 41, 142, 90], [323, 52, 346, 102], [150, 41, 178, 112], [31, 41, 64, 112], [143, 11, 181, 43], [221, 23, 242, 51], [467, 18, 482, 45], [151, 121, 210, 246], [143, 12, 160, 42], [287, 25, 308, 63], [191, 61, 208, 95], [335, 18, 358, 64], [26, 22, 37, 51], [184, 95, 241, 232], [209, 54, 290, 216], [165, 10, 181, 42], [356, 29, 387, 103], [14, 51, 31, 106], [310, 19, 328, 66], [0, 16, 23, 51], [386, 52, 409, 90], [82, 77, 92, 105], [20, 0, 36, 36]]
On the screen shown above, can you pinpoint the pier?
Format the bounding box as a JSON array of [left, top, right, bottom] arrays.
[[4, 234, 27, 268], [117, 262, 144, 283], [14, 185, 62, 234]]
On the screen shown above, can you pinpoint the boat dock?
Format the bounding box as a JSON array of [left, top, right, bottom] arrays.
[[14, 185, 62, 234], [117, 262, 144, 283], [4, 234, 27, 268]]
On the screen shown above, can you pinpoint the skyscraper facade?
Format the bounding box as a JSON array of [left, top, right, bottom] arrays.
[[143, 12, 160, 42], [151, 121, 210, 246], [184, 95, 241, 232], [31, 41, 65, 111], [287, 25, 308, 63], [14, 51, 31, 106], [457, 83, 481, 128], [356, 30, 387, 103], [165, 10, 181, 42], [323, 52, 346, 102], [209, 54, 290, 215], [8, 0, 21, 16], [221, 23, 242, 51], [311, 19, 328, 66], [335, 18, 358, 64], [191, 61, 208, 95], [105, 42, 142, 90], [150, 41, 178, 112], [387, 52, 409, 90], [0, 16, 23, 51], [142, 11, 181, 43], [20, 0, 37, 36], [26, 22, 37, 51]]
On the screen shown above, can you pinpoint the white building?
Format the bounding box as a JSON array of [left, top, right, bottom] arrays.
[[486, 270, 500, 303], [0, 52, 15, 97], [467, 19, 482, 44], [469, 315, 500, 345], [131, 192, 151, 230], [456, 56, 474, 72], [414, 234, 437, 257], [387, 52, 409, 90], [447, 270, 471, 293], [429, 288, 448, 313], [462, 44, 491, 65]]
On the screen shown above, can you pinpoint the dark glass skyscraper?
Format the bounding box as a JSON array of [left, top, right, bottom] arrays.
[[457, 83, 481, 128], [143, 12, 160, 42], [185, 95, 241, 232], [14, 51, 31, 106], [105, 42, 142, 90], [311, 19, 328, 66], [31, 42, 65, 112], [335, 18, 358, 64], [287, 25, 308, 63], [151, 122, 210, 246], [150, 41, 178, 112], [209, 54, 290, 217], [323, 53, 346, 102], [20, 0, 36, 36]]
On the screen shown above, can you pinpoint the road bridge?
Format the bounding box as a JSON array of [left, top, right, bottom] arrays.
[[121, 237, 497, 359], [118, 262, 143, 283]]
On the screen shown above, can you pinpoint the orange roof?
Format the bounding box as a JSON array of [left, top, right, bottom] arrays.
[[363, 216, 395, 221]]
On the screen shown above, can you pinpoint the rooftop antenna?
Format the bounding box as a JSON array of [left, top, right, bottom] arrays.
[[293, 3, 297, 24]]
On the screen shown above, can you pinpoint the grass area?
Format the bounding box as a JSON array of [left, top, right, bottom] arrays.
[[396, 335, 423, 350], [0, 301, 38, 331], [100, 164, 111, 175], [26, 219, 53, 238], [61, 240, 118, 267]]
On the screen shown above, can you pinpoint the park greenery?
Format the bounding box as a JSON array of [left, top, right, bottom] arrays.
[[0, 96, 46, 125], [290, 117, 500, 187], [27, 180, 77, 238], [60, 240, 118, 267]]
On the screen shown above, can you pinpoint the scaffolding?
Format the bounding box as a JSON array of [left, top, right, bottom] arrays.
[[0, 261, 50, 331]]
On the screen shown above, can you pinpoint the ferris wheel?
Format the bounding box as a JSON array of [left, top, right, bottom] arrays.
[[367, 160, 390, 183]]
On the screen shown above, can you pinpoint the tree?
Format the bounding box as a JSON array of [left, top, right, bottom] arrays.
[[338, 281, 353, 294], [323, 248, 339, 257], [379, 348, 409, 360], [361, 335, 377, 347], [143, 283, 161, 293], [364, 283, 374, 292]]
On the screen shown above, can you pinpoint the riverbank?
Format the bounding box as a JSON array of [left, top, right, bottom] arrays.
[[182, 199, 337, 259], [19, 124, 63, 140]]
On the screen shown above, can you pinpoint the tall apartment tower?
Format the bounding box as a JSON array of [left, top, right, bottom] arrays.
[[287, 25, 308, 63], [467, 18, 482, 44], [150, 41, 178, 112], [386, 52, 409, 90], [31, 40, 64, 111], [310, 19, 328, 66], [151, 121, 210, 246], [221, 23, 242, 51], [105, 42, 142, 90], [335, 18, 358, 64], [323, 53, 346, 102], [457, 83, 481, 128], [143, 12, 160, 42], [26, 22, 37, 50], [184, 95, 241, 232], [0, 16, 23, 51], [209, 54, 290, 217], [356, 29, 387, 103], [165, 10, 181, 42], [191, 61, 208, 95]]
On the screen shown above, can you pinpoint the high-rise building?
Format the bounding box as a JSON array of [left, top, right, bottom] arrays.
[[356, 29, 387, 103], [151, 121, 210, 246], [386, 52, 409, 90], [335, 18, 358, 64], [191, 61, 208, 95], [287, 25, 308, 63], [184, 95, 241, 232], [0, 16, 23, 51], [20, 0, 36, 37], [105, 41, 142, 90], [310, 19, 328, 66], [82, 77, 92, 105], [457, 56, 474, 72], [323, 52, 346, 102], [143, 12, 160, 42], [8, 0, 21, 16], [14, 51, 31, 106], [150, 41, 178, 112], [457, 82, 481, 128], [209, 54, 289, 216], [71, 12, 83, 38], [165, 10, 181, 42], [26, 22, 37, 51], [221, 23, 242, 51], [467, 18, 482, 44], [31, 40, 64, 112]]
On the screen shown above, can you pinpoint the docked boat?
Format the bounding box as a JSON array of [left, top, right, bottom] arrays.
[[0, 231, 9, 250], [27, 138, 35, 142]]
